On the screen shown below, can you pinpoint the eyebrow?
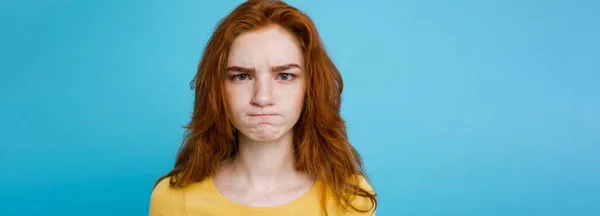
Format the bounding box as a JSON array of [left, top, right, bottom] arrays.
[[226, 63, 302, 73]]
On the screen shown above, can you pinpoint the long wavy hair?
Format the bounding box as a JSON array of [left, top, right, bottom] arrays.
[[154, 0, 377, 214]]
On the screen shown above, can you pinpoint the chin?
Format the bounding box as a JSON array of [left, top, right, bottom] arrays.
[[244, 125, 288, 142]]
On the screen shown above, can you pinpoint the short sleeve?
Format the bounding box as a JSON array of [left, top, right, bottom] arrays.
[[148, 177, 185, 216]]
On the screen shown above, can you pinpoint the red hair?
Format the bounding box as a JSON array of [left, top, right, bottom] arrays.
[[155, 0, 377, 214]]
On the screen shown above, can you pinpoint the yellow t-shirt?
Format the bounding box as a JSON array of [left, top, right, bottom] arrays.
[[148, 175, 376, 216]]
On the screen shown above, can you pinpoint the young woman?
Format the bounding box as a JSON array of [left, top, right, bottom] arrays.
[[149, 0, 377, 215]]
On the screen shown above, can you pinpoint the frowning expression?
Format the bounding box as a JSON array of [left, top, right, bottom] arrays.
[[225, 25, 305, 142]]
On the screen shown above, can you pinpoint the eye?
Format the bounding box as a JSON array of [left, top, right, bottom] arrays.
[[277, 73, 294, 81], [233, 74, 249, 81]]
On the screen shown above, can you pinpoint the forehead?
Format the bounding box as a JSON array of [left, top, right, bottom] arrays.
[[227, 26, 304, 67]]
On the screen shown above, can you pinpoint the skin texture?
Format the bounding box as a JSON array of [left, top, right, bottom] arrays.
[[225, 25, 305, 143], [215, 25, 313, 207]]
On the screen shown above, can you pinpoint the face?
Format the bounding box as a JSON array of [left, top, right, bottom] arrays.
[[225, 25, 305, 142]]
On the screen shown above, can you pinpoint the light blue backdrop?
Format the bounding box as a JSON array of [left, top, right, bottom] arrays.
[[1, 0, 598, 215]]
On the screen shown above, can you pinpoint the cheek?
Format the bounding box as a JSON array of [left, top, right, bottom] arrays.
[[225, 86, 245, 114], [286, 85, 306, 111], [228, 97, 245, 112], [295, 83, 306, 104]]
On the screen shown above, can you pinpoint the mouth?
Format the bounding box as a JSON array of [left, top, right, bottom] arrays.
[[248, 113, 278, 117]]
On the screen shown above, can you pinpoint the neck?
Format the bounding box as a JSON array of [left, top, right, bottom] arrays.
[[229, 130, 298, 189]]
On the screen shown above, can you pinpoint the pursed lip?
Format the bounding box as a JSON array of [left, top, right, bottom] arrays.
[[248, 113, 279, 116]]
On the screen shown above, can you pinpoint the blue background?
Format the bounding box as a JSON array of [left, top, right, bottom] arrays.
[[1, 0, 599, 215]]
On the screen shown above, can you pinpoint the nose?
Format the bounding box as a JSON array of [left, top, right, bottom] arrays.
[[250, 77, 274, 107]]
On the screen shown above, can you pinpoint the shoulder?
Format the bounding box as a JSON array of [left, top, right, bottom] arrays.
[[325, 174, 377, 215], [348, 174, 377, 216], [355, 174, 375, 193], [148, 176, 185, 216]]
